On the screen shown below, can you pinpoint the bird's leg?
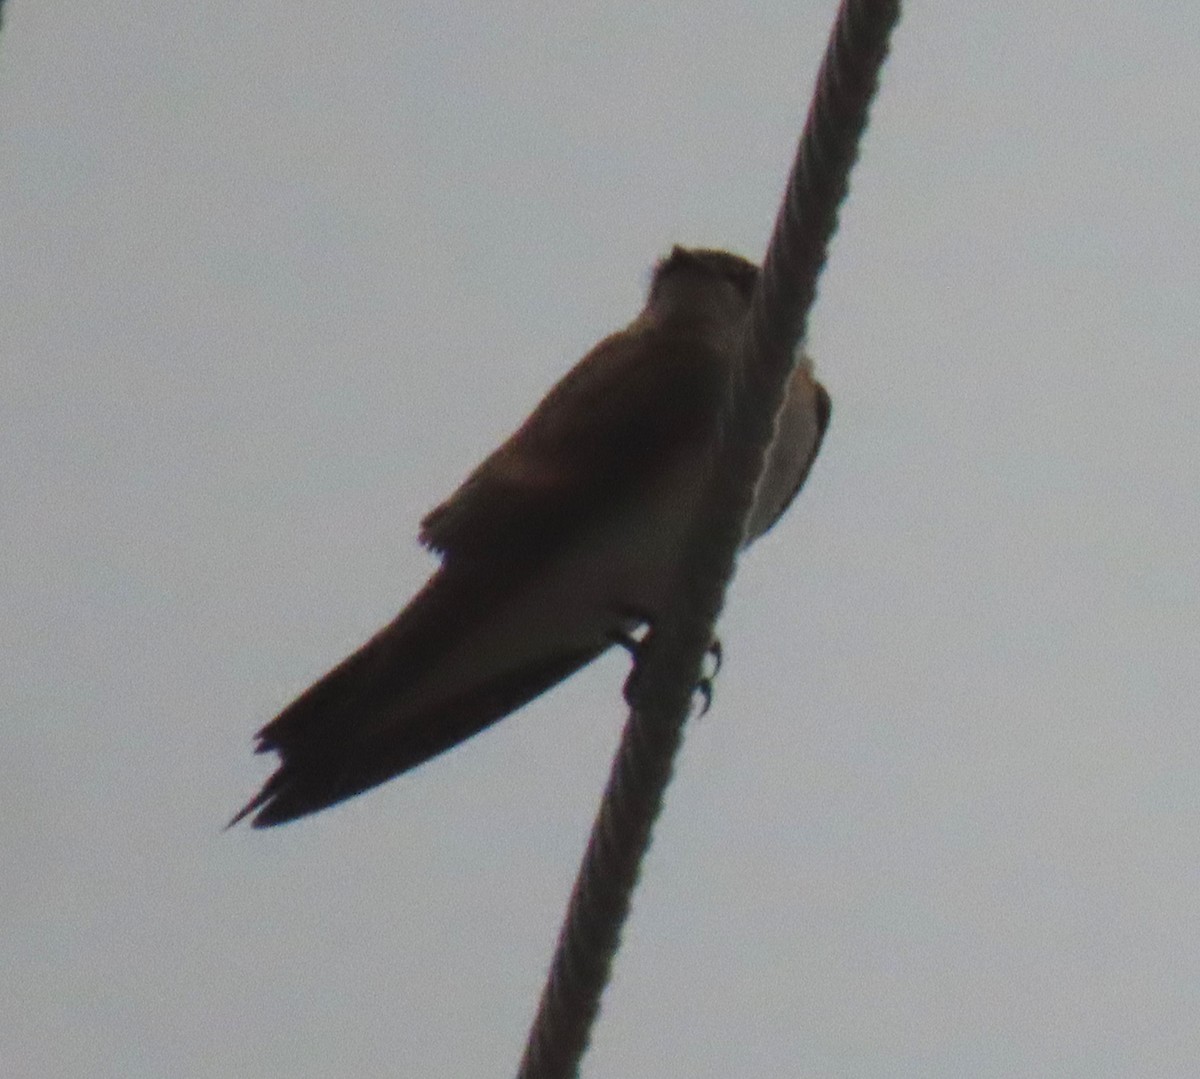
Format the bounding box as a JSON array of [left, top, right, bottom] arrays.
[[607, 627, 645, 658]]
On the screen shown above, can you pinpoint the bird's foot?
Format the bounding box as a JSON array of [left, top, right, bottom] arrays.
[[610, 626, 722, 716]]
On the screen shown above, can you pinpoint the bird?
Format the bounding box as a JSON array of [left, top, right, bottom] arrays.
[[232, 247, 830, 827]]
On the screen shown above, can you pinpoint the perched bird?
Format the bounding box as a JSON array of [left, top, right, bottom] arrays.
[[232, 247, 830, 827]]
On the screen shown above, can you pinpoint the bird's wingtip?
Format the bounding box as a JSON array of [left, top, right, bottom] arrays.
[[226, 767, 284, 829], [225, 793, 263, 830]]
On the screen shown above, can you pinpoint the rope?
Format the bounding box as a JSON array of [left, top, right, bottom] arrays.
[[516, 3, 902, 1076]]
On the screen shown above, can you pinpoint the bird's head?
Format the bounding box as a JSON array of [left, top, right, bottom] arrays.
[[643, 246, 760, 334]]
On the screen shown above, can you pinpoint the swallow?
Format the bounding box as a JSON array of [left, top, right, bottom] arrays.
[[232, 247, 830, 827]]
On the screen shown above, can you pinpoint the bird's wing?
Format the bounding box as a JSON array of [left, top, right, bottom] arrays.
[[230, 329, 734, 828], [419, 327, 731, 565], [230, 564, 610, 828]]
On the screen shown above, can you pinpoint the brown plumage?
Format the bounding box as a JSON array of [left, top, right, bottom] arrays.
[[232, 248, 829, 827]]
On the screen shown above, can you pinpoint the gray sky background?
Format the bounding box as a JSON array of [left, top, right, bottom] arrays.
[[4, 4, 1199, 1077]]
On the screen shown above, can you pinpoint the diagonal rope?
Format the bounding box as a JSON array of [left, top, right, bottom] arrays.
[[516, 3, 902, 1077]]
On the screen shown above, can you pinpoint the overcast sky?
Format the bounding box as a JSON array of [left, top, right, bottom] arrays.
[[4, 4, 1199, 1078]]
